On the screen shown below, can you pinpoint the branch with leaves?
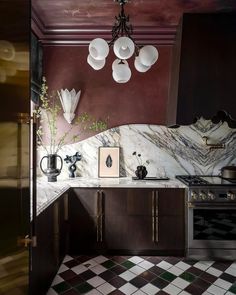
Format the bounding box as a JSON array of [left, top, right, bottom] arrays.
[[34, 77, 108, 154]]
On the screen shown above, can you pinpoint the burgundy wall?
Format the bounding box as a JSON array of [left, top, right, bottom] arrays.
[[43, 45, 172, 141]]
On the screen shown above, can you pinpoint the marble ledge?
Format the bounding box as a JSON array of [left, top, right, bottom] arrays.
[[36, 177, 187, 216]]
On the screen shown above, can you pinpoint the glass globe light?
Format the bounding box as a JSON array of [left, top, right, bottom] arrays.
[[139, 45, 159, 66], [113, 37, 135, 60], [134, 56, 151, 73], [89, 38, 109, 60], [112, 59, 128, 71], [87, 54, 106, 70], [112, 63, 131, 83]]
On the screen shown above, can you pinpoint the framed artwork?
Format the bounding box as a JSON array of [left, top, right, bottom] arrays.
[[98, 147, 120, 178]]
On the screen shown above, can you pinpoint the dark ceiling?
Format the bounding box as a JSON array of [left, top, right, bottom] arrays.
[[31, 0, 236, 44]]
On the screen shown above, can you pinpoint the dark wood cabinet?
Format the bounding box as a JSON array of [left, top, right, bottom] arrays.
[[69, 189, 102, 254], [168, 13, 236, 126], [30, 193, 68, 295], [69, 188, 185, 255]]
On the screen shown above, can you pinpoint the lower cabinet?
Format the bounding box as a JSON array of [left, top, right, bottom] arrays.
[[30, 193, 69, 295], [69, 188, 185, 255]]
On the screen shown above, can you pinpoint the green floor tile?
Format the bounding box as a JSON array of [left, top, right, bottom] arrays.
[[102, 260, 117, 269], [75, 282, 93, 294], [159, 271, 176, 282], [229, 284, 236, 294], [53, 281, 71, 293], [121, 260, 135, 269], [180, 272, 196, 282]]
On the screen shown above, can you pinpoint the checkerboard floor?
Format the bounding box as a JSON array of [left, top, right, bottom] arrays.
[[47, 255, 236, 295]]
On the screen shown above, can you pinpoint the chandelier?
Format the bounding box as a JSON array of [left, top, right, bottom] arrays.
[[87, 0, 159, 83]]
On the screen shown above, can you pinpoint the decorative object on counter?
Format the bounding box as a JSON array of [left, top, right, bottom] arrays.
[[87, 0, 158, 83], [132, 151, 150, 179], [64, 152, 82, 178], [202, 136, 225, 150], [57, 88, 81, 124], [40, 154, 63, 182], [98, 146, 120, 177]]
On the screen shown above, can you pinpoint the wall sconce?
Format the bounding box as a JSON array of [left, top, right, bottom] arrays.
[[57, 89, 81, 124]]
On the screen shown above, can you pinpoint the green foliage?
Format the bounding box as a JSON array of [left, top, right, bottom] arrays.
[[34, 77, 108, 154]]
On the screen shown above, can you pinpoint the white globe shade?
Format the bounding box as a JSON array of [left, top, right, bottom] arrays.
[[87, 54, 105, 70], [134, 56, 151, 73], [112, 63, 131, 83], [139, 45, 159, 66], [0, 40, 15, 61], [112, 59, 128, 71], [113, 37, 135, 60], [89, 38, 109, 60]]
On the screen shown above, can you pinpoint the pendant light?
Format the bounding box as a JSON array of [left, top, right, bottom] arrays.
[[87, 0, 159, 83]]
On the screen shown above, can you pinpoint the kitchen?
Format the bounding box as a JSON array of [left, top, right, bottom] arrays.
[[0, 1, 236, 295]]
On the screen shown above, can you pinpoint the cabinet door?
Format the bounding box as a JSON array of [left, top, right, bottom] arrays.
[[104, 189, 157, 251], [69, 189, 102, 253], [158, 188, 185, 216]]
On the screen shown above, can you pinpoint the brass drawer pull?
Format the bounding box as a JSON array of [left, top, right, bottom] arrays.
[[155, 191, 159, 243], [152, 190, 155, 242], [96, 190, 104, 242]]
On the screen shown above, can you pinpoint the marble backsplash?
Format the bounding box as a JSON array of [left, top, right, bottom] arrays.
[[38, 118, 236, 180]]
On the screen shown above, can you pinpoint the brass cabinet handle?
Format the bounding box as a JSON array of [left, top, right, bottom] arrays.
[[155, 191, 159, 243], [96, 190, 100, 242], [64, 193, 69, 221], [151, 190, 159, 243], [100, 190, 104, 242], [96, 190, 104, 242], [152, 190, 155, 242]]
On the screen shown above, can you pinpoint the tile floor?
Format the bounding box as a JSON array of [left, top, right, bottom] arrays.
[[47, 255, 236, 295]]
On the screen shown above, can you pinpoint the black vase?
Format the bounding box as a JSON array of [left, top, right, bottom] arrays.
[[135, 165, 148, 179], [40, 154, 63, 182]]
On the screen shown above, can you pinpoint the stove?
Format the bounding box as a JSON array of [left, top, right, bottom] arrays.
[[176, 175, 236, 187], [176, 175, 236, 260]]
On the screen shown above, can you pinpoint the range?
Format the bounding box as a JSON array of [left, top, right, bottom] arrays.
[[176, 175, 236, 260]]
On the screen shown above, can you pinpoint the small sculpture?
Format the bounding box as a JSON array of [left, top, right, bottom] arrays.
[[64, 152, 82, 178]]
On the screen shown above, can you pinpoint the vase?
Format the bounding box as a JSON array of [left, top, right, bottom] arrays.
[[40, 154, 63, 182], [135, 165, 148, 179]]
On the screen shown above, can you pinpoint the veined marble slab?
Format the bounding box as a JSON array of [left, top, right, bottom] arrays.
[[38, 118, 236, 180], [36, 177, 187, 216]]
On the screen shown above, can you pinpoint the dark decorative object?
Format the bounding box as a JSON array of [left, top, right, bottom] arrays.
[[135, 165, 148, 179], [64, 152, 82, 178], [106, 155, 113, 168], [40, 154, 63, 182]]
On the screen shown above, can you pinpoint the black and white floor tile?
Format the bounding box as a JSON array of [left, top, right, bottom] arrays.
[[47, 255, 236, 295]]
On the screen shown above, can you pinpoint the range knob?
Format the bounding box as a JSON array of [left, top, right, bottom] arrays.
[[199, 191, 207, 200], [208, 191, 215, 200], [227, 191, 236, 200], [191, 191, 199, 200]]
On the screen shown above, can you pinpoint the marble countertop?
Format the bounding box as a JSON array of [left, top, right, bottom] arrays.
[[36, 177, 187, 216]]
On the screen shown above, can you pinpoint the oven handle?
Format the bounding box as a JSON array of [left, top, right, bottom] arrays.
[[188, 202, 236, 209]]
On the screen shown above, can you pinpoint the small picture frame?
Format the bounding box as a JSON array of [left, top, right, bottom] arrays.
[[98, 146, 120, 178]]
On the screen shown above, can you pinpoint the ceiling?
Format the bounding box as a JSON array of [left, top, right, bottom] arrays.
[[32, 0, 236, 45]]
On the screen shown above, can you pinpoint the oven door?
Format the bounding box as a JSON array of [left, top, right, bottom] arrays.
[[188, 203, 236, 249]]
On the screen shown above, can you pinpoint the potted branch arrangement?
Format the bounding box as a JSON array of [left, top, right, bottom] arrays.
[[132, 151, 150, 179], [35, 77, 108, 182]]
